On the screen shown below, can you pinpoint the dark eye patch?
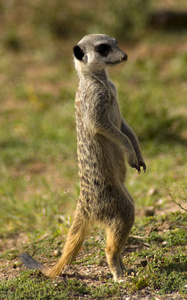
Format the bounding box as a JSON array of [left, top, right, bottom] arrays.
[[95, 43, 111, 56]]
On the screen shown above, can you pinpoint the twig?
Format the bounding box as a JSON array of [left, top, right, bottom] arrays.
[[167, 187, 187, 212], [129, 235, 150, 247]]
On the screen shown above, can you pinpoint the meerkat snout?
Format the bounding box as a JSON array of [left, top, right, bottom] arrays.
[[121, 53, 128, 61]]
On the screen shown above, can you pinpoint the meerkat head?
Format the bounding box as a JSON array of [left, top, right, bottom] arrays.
[[73, 34, 128, 74]]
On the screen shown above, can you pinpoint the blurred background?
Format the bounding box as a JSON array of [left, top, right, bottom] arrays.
[[0, 0, 186, 233]]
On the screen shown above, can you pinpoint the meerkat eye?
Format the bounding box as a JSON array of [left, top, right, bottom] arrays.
[[95, 43, 111, 56]]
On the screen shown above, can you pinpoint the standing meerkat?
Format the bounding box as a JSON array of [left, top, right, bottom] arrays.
[[20, 34, 146, 282]]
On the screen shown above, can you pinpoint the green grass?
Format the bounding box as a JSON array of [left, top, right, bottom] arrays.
[[0, 214, 186, 299], [0, 1, 187, 299]]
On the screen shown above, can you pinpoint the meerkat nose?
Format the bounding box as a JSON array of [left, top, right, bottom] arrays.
[[121, 53, 128, 61]]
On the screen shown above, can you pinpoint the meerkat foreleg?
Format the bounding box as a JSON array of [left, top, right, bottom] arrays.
[[121, 118, 146, 172], [93, 117, 139, 171]]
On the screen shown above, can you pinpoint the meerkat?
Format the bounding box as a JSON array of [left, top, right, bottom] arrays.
[[20, 34, 146, 282]]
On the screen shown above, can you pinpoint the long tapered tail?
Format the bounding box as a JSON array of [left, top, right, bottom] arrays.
[[20, 215, 89, 278]]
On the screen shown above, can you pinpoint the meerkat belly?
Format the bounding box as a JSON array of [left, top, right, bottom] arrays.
[[77, 129, 126, 193], [75, 87, 126, 199]]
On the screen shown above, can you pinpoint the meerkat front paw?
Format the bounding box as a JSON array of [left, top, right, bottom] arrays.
[[129, 160, 146, 173], [138, 160, 146, 173], [129, 161, 140, 172]]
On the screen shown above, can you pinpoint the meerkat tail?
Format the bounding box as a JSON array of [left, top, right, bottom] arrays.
[[45, 215, 89, 278], [19, 252, 46, 272], [19, 252, 53, 277], [20, 214, 89, 278]]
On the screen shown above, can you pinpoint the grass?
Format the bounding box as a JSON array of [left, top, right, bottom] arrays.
[[0, 1, 187, 299], [0, 214, 187, 299]]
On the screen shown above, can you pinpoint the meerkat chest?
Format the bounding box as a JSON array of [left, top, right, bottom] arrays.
[[75, 80, 121, 131], [108, 84, 121, 129]]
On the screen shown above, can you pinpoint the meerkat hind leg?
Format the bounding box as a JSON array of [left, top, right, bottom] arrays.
[[105, 228, 127, 282], [119, 254, 125, 271]]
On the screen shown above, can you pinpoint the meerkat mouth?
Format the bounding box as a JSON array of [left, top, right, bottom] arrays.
[[106, 61, 126, 66], [106, 55, 128, 66]]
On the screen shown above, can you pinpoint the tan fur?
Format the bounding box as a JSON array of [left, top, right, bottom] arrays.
[[20, 34, 146, 282]]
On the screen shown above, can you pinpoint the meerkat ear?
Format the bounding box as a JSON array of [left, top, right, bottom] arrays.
[[73, 45, 85, 61]]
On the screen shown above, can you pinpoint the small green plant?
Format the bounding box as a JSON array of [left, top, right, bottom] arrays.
[[167, 180, 187, 212]]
